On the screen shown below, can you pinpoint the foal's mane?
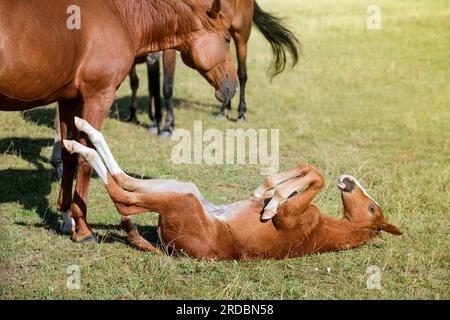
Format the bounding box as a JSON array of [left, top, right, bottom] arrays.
[[113, 0, 229, 50]]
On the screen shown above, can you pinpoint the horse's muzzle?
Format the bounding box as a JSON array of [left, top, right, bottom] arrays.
[[216, 78, 237, 104], [337, 176, 356, 193]]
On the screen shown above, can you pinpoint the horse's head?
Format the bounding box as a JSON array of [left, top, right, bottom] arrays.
[[177, 0, 237, 104], [337, 175, 402, 235]]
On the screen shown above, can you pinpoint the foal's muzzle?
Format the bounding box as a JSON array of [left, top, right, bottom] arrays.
[[337, 175, 356, 192]]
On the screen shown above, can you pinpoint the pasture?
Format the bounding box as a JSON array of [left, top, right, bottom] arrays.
[[0, 0, 449, 299]]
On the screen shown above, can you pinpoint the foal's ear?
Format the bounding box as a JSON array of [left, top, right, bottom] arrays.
[[208, 0, 222, 19], [382, 222, 402, 236]]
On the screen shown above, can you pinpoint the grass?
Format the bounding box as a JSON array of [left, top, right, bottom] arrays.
[[1, 0, 449, 299]]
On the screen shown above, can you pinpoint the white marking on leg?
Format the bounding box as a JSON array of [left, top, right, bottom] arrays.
[[63, 140, 109, 185], [74, 117, 124, 176]]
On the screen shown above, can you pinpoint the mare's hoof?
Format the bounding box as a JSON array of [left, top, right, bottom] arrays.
[[73, 232, 99, 244], [126, 116, 138, 124], [216, 113, 227, 121], [159, 130, 172, 138], [148, 126, 159, 135], [236, 116, 246, 123]]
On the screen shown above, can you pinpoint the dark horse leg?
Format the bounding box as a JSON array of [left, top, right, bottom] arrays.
[[58, 100, 81, 235], [217, 32, 250, 122], [147, 54, 162, 135], [160, 50, 177, 138], [127, 63, 139, 123], [234, 32, 249, 123]]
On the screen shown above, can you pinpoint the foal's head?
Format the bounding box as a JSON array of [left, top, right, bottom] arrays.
[[178, 0, 238, 104], [338, 175, 402, 235]]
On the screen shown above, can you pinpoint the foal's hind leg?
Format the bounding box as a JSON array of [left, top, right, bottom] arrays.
[[64, 140, 161, 253]]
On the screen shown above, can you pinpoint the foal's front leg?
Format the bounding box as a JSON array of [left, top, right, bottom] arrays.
[[253, 163, 311, 198], [261, 164, 324, 220]]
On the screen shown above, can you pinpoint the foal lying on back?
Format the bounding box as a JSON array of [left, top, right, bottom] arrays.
[[64, 117, 402, 260]]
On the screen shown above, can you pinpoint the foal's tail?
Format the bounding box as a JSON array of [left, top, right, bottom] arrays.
[[253, 1, 300, 77]]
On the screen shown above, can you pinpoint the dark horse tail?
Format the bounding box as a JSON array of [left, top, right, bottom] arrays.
[[253, 1, 300, 77]]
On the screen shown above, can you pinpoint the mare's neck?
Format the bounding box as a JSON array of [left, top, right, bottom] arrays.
[[113, 0, 202, 55]]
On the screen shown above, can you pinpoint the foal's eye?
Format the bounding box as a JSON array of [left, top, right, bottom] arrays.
[[225, 36, 232, 44], [368, 204, 376, 214]]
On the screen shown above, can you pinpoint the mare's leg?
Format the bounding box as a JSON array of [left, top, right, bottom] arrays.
[[160, 50, 177, 137], [57, 101, 81, 235], [127, 63, 139, 123], [147, 54, 162, 134], [51, 107, 63, 180], [233, 32, 250, 122]]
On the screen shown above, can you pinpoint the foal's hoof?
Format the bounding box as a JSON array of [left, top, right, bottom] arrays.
[[159, 130, 172, 138], [261, 210, 277, 221], [73, 232, 100, 244]]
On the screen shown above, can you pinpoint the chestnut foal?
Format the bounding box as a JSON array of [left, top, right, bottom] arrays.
[[65, 117, 402, 260]]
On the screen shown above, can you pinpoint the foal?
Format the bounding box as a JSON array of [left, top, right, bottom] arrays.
[[64, 117, 402, 260]]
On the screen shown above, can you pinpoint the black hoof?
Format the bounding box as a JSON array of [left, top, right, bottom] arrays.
[[74, 232, 99, 244], [126, 116, 138, 124]]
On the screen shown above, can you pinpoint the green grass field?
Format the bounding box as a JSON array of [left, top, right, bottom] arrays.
[[1, 0, 449, 299]]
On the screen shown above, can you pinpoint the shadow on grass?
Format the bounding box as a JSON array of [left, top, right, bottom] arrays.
[[0, 137, 59, 231], [21, 107, 56, 130]]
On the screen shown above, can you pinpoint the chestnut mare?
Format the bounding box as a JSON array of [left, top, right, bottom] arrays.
[[126, 1, 300, 136], [65, 117, 402, 260], [0, 0, 238, 242]]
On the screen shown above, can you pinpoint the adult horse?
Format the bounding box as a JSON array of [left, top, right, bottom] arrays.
[[0, 0, 238, 242], [126, 0, 300, 136]]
